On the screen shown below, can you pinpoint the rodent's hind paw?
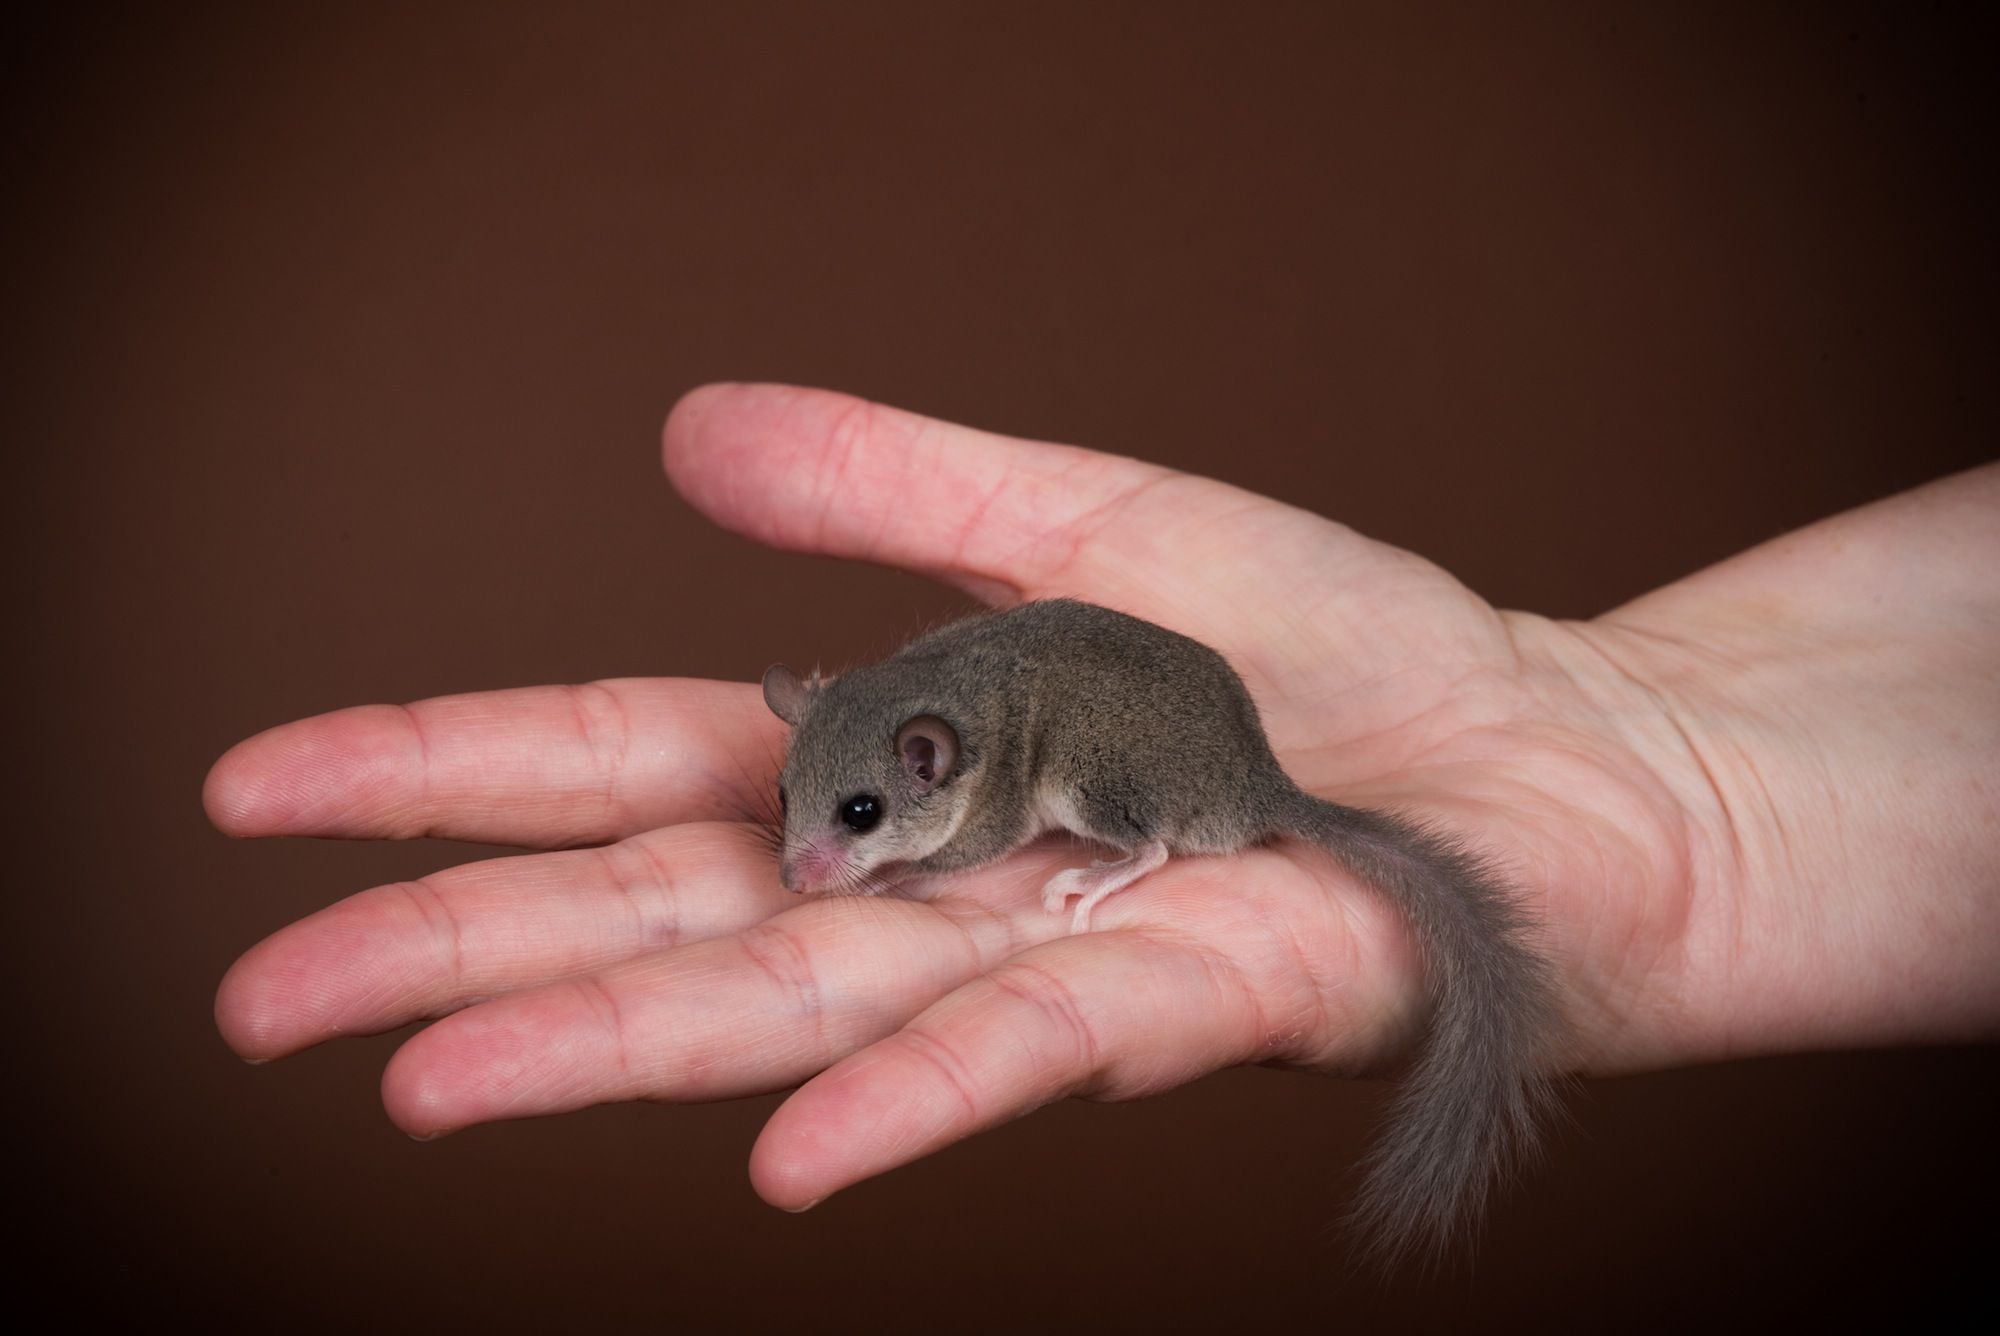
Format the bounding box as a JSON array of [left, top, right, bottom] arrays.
[[1039, 842, 1170, 932], [1040, 866, 1093, 916]]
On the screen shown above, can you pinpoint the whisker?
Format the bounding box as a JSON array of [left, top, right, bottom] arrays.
[[712, 703, 791, 875]]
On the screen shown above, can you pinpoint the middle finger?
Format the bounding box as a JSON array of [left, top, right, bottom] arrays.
[[378, 885, 1053, 1136], [216, 821, 791, 1061]]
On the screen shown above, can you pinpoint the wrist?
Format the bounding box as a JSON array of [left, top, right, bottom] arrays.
[[1587, 604, 2000, 1063]]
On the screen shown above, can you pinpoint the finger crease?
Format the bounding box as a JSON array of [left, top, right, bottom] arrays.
[[942, 898, 1027, 970], [1186, 935, 1278, 1062], [398, 878, 466, 995], [627, 837, 687, 949], [1041, 468, 1178, 586], [575, 974, 633, 1079], [814, 396, 874, 553], [945, 473, 1008, 578], [1260, 911, 1338, 1060], [993, 962, 1102, 1076], [567, 682, 636, 838], [897, 1026, 985, 1123], [596, 840, 682, 952], [738, 924, 827, 1044], [396, 704, 436, 833]]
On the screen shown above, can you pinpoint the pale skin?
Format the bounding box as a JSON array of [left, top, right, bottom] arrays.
[[207, 383, 2000, 1212]]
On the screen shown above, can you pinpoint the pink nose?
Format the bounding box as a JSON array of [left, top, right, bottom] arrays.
[[782, 840, 847, 894]]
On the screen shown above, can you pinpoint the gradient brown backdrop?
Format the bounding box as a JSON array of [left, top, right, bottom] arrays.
[[10, 2, 1995, 1329]]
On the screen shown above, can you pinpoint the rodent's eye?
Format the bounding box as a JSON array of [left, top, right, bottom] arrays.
[[777, 785, 787, 816], [839, 793, 883, 833]]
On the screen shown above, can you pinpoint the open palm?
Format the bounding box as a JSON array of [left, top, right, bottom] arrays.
[[210, 383, 1727, 1211]]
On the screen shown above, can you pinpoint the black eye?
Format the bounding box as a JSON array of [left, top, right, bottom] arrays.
[[839, 794, 883, 832], [777, 785, 788, 815]]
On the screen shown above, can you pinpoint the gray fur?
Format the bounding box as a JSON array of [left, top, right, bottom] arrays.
[[765, 598, 1559, 1262]]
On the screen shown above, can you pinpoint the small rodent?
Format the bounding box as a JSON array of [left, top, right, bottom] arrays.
[[761, 598, 1558, 1261]]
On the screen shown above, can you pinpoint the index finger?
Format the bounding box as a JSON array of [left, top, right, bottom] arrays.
[[204, 677, 783, 846]]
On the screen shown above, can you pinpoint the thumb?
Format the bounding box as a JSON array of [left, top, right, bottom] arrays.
[[661, 385, 1486, 710], [662, 383, 1175, 603]]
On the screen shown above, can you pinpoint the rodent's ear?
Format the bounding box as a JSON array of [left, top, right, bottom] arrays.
[[761, 664, 810, 725], [895, 715, 958, 795]]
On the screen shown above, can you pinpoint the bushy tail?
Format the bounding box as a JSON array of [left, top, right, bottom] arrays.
[[1287, 794, 1561, 1266]]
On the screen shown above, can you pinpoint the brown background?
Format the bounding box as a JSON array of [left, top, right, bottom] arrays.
[[10, 2, 1995, 1329]]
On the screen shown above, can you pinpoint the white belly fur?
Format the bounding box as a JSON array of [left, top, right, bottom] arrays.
[[1030, 779, 1091, 840]]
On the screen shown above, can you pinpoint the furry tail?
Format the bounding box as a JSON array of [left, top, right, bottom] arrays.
[[1287, 794, 1560, 1266]]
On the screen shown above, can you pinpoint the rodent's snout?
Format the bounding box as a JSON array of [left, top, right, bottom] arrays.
[[779, 836, 850, 895]]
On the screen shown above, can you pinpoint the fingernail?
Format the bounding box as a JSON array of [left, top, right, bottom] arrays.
[[783, 1197, 823, 1214]]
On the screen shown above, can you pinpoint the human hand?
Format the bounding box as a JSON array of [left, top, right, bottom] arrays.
[[208, 385, 2000, 1214]]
